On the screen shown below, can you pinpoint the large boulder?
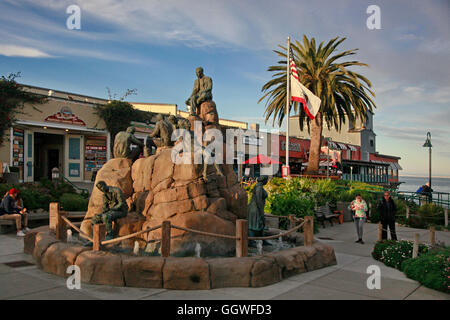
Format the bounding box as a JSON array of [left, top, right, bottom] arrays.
[[81, 158, 133, 235]]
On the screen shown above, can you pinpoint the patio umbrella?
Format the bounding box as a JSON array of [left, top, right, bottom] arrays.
[[242, 154, 281, 165]]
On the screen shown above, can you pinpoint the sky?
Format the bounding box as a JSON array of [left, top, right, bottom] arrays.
[[0, 0, 449, 177]]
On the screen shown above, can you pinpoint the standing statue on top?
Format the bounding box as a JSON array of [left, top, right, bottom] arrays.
[[185, 67, 212, 116], [248, 175, 270, 247]]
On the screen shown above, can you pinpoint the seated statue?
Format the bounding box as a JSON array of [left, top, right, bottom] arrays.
[[185, 67, 212, 116], [113, 126, 144, 161], [85, 181, 128, 245], [146, 114, 174, 155]]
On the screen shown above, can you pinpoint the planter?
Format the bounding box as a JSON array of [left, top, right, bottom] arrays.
[[337, 201, 353, 222]]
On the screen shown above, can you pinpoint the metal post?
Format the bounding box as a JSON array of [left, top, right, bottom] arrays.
[[285, 36, 291, 176]]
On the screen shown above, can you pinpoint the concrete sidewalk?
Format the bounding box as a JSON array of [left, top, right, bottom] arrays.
[[0, 222, 448, 300]]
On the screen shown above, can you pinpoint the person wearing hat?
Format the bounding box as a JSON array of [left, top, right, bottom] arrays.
[[0, 188, 29, 236]]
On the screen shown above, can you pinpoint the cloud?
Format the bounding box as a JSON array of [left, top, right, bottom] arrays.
[[0, 44, 52, 58]]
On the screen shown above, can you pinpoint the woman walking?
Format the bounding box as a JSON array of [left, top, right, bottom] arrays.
[[350, 194, 368, 244]]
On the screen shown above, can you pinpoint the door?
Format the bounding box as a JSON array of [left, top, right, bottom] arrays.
[[24, 130, 34, 182], [65, 135, 83, 182], [47, 149, 59, 180]]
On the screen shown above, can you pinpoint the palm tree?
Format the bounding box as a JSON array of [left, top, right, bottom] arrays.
[[259, 35, 376, 174]]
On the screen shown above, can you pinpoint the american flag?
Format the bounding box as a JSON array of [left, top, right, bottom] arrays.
[[289, 47, 321, 120]]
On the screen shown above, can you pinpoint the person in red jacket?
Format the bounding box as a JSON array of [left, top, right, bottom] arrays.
[[0, 188, 29, 236]]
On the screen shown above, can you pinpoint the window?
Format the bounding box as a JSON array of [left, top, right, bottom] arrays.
[[370, 140, 374, 147]]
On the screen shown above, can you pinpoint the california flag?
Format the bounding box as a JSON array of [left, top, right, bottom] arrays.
[[289, 48, 321, 120]]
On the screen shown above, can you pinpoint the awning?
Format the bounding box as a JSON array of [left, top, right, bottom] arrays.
[[337, 143, 348, 150], [348, 145, 357, 151], [328, 141, 338, 149], [242, 154, 281, 165]]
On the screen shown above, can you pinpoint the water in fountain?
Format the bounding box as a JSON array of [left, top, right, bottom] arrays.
[[257, 240, 263, 255], [67, 229, 73, 242], [133, 241, 140, 255], [195, 242, 201, 258]]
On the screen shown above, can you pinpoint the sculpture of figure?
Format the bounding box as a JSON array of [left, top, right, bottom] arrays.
[[178, 117, 192, 131], [113, 126, 144, 161], [147, 114, 174, 150], [185, 67, 212, 116], [167, 115, 178, 132], [87, 181, 128, 243], [248, 176, 270, 247]]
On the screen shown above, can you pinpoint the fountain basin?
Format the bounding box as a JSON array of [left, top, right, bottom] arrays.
[[24, 226, 337, 290]]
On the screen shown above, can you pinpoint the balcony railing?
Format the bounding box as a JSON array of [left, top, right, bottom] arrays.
[[341, 173, 389, 184]]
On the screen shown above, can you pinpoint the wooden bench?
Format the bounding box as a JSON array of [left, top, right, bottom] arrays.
[[315, 205, 343, 228], [0, 211, 86, 234]]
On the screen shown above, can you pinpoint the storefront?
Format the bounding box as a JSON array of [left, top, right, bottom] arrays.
[[0, 85, 110, 183]]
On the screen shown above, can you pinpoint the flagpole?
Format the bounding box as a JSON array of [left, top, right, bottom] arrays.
[[285, 36, 291, 177]]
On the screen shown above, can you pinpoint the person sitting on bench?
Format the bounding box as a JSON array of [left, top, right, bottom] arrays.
[[0, 188, 29, 237]]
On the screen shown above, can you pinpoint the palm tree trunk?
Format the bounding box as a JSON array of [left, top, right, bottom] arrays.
[[306, 112, 323, 174]]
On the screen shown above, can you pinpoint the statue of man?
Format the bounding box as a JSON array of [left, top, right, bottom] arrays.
[[185, 67, 212, 116], [147, 114, 173, 149], [113, 126, 144, 161], [248, 176, 270, 247], [87, 181, 128, 243], [167, 115, 178, 132]]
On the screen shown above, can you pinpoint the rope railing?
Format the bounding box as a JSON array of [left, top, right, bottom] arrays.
[[49, 201, 316, 258], [249, 221, 305, 240], [170, 225, 238, 240], [61, 215, 93, 242], [101, 224, 162, 245]]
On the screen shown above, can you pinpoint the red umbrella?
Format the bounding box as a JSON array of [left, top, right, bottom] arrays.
[[242, 154, 282, 165]]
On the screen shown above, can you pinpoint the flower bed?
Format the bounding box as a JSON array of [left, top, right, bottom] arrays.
[[372, 240, 449, 293]]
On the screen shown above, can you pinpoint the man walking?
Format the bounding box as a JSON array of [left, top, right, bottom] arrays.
[[377, 191, 397, 240]]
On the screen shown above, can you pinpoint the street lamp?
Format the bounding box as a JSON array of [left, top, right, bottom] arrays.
[[422, 132, 432, 188], [325, 137, 332, 179]]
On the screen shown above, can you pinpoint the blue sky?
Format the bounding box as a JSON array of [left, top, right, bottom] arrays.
[[1, 0, 449, 177]]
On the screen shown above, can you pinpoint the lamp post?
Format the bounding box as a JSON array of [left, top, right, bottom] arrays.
[[325, 137, 332, 179], [422, 132, 432, 188]]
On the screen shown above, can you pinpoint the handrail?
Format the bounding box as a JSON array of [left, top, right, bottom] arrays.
[[61, 215, 93, 242], [249, 221, 306, 240], [60, 174, 90, 195], [101, 224, 162, 245]]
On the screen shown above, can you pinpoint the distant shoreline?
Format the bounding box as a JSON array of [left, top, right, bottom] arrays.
[[400, 175, 450, 179]]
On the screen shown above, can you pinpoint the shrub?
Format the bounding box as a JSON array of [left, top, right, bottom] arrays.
[[402, 247, 450, 293], [60, 193, 89, 211], [373, 240, 429, 270]]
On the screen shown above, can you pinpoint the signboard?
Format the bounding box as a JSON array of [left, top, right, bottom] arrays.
[[282, 165, 290, 178], [45, 106, 86, 126], [243, 136, 262, 146], [244, 167, 251, 176], [280, 140, 301, 152]]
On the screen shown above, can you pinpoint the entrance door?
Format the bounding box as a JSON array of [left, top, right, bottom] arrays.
[[47, 149, 59, 180], [65, 135, 83, 182], [24, 130, 34, 182]]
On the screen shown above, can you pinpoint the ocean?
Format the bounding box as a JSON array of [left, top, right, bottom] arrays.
[[399, 176, 450, 194]]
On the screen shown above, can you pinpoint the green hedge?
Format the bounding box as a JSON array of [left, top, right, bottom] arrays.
[[60, 193, 89, 211], [402, 248, 450, 293]]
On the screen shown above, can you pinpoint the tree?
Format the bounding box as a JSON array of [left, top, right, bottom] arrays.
[[0, 72, 46, 146], [259, 36, 376, 173]]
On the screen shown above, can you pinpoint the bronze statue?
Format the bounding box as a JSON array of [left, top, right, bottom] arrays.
[[168, 115, 178, 132], [87, 181, 128, 243], [248, 176, 269, 247], [113, 126, 144, 161], [185, 67, 212, 116], [147, 114, 174, 149]]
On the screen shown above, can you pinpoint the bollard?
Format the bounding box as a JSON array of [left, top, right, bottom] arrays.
[[377, 222, 382, 242], [235, 219, 248, 257], [161, 220, 171, 257], [412, 233, 420, 258], [430, 227, 435, 246], [406, 206, 410, 220], [56, 210, 68, 241], [304, 216, 314, 246], [93, 224, 106, 251]]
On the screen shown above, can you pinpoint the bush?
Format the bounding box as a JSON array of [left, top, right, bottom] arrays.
[[373, 240, 429, 270], [60, 193, 89, 211], [402, 247, 450, 293]]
